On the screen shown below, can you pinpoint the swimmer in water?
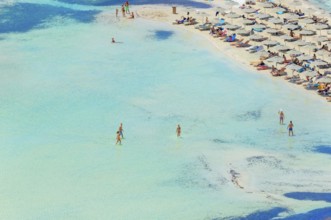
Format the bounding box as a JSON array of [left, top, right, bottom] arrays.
[[287, 121, 294, 136], [116, 131, 122, 145], [176, 124, 181, 137], [112, 37, 115, 43], [278, 109, 284, 125]]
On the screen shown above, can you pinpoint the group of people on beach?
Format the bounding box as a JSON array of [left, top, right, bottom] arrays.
[[115, 1, 134, 19]]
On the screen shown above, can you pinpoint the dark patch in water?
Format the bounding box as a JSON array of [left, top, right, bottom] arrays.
[[313, 145, 331, 155], [55, 0, 210, 8], [236, 110, 261, 121], [216, 207, 331, 220], [0, 3, 99, 33], [213, 207, 288, 220], [284, 192, 331, 203], [212, 139, 228, 144], [147, 30, 174, 41], [279, 207, 331, 220]]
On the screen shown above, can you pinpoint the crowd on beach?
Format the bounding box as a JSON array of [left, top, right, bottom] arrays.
[[172, 0, 331, 102]]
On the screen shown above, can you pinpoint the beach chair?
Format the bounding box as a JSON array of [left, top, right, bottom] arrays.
[[257, 65, 270, 70], [199, 23, 212, 31], [250, 46, 263, 53], [184, 18, 197, 26], [236, 40, 251, 47], [230, 39, 243, 46], [271, 67, 286, 76]]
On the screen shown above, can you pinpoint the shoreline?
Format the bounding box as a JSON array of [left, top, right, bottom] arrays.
[[129, 0, 331, 104]]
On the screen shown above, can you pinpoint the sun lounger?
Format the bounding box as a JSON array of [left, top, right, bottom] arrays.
[[184, 19, 197, 26], [257, 65, 270, 70], [250, 46, 264, 53], [271, 67, 286, 76], [236, 40, 251, 47]]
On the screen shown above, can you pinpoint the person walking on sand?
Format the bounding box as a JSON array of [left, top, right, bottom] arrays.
[[119, 123, 124, 139], [287, 121, 294, 136], [116, 131, 122, 145], [278, 109, 284, 125], [176, 124, 181, 137]]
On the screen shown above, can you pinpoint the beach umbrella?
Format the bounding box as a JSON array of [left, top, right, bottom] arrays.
[[286, 63, 303, 70], [313, 23, 330, 35], [288, 0, 302, 8], [242, 19, 255, 25], [255, 50, 270, 57], [224, 0, 239, 12], [297, 54, 313, 61], [263, 40, 278, 46], [265, 28, 280, 34], [313, 36, 329, 42], [302, 44, 318, 54], [226, 12, 241, 19], [300, 18, 314, 25], [284, 24, 300, 31], [271, 7, 286, 14], [243, 8, 257, 14], [312, 60, 328, 66], [268, 18, 283, 25], [282, 13, 299, 20], [316, 77, 331, 83], [250, 34, 265, 41], [304, 8, 316, 16], [313, 23, 329, 30], [224, 24, 241, 30], [273, 45, 290, 52], [255, 13, 271, 20], [294, 40, 309, 47], [266, 56, 284, 63], [280, 35, 294, 41], [299, 30, 315, 36], [251, 24, 266, 29], [287, 50, 302, 56], [261, 2, 273, 8], [316, 50, 330, 59], [237, 29, 251, 36], [300, 70, 317, 79]]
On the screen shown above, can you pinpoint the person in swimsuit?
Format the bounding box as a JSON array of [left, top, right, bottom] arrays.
[[112, 37, 115, 43], [176, 124, 181, 137], [116, 131, 122, 145], [116, 8, 119, 17], [119, 123, 124, 139], [279, 109, 284, 125], [287, 121, 294, 136]]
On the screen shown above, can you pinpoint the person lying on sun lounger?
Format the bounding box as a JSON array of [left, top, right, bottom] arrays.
[[271, 67, 286, 76], [173, 16, 186, 24]]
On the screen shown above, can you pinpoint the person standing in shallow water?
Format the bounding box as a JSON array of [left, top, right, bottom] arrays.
[[116, 131, 122, 145], [287, 121, 294, 136], [278, 109, 284, 125], [176, 124, 181, 137], [119, 123, 124, 139], [116, 8, 119, 17], [121, 5, 125, 17]]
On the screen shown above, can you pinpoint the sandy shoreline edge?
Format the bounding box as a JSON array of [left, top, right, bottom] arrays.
[[103, 0, 331, 104]]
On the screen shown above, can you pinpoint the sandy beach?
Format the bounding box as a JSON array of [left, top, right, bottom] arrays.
[[104, 0, 331, 103]]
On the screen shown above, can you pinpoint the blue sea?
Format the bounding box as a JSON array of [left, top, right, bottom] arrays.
[[0, 0, 331, 219]]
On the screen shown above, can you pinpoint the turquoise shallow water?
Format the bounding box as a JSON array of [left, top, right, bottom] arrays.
[[1, 1, 331, 219]]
